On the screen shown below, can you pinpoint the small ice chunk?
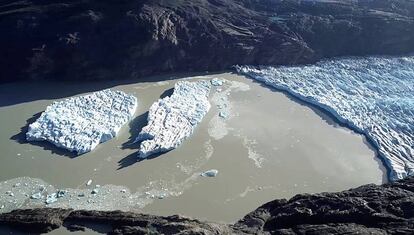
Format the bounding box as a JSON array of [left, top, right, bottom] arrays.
[[31, 192, 43, 199], [91, 188, 99, 194], [219, 111, 229, 119], [0, 205, 4, 209], [26, 89, 137, 155], [57, 190, 66, 198], [211, 78, 224, 86], [46, 193, 57, 204], [201, 169, 219, 177], [121, 189, 127, 193], [157, 194, 166, 199], [137, 81, 211, 158], [86, 180, 92, 186]]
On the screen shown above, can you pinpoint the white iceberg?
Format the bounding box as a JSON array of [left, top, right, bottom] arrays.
[[46, 193, 57, 204], [201, 169, 219, 177], [237, 56, 414, 181], [211, 78, 224, 86], [26, 89, 137, 155], [136, 81, 211, 158]]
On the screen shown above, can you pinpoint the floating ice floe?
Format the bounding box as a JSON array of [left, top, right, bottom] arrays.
[[219, 111, 229, 119], [91, 188, 99, 194], [30, 192, 42, 200], [237, 56, 414, 181], [136, 81, 211, 158], [211, 78, 224, 86], [46, 193, 58, 204], [201, 169, 219, 177], [26, 89, 137, 155]]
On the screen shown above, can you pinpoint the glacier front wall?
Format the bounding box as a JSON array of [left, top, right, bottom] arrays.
[[237, 56, 414, 181]]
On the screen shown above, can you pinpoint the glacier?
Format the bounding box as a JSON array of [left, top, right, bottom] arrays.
[[136, 81, 211, 158], [26, 89, 137, 155], [237, 56, 414, 181]]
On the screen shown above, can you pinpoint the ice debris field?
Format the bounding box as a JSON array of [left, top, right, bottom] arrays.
[[237, 56, 414, 181], [0, 177, 178, 213], [136, 81, 211, 158], [26, 89, 137, 155]]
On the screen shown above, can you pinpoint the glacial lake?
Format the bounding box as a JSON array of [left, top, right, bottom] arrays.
[[0, 73, 385, 223]]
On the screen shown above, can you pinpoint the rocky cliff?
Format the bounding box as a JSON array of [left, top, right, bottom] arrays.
[[1, 177, 413, 234], [1, 0, 414, 82]]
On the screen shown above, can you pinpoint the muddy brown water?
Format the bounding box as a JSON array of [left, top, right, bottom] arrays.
[[0, 73, 385, 224]]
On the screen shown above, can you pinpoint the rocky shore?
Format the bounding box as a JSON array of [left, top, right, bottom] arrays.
[[1, 177, 413, 234], [1, 0, 414, 82]]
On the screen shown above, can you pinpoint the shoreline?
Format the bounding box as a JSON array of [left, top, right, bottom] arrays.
[[0, 176, 412, 234]]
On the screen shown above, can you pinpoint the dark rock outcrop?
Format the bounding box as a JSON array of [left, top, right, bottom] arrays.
[[1, 177, 413, 234], [1, 0, 414, 82], [234, 176, 414, 234]]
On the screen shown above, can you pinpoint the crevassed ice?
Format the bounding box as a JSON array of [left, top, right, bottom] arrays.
[[136, 81, 211, 158], [237, 56, 414, 181], [26, 89, 137, 155]]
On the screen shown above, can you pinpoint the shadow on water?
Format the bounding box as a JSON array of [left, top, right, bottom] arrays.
[[118, 109, 171, 169], [10, 112, 77, 158], [121, 111, 149, 150], [0, 71, 224, 108], [159, 87, 174, 99], [64, 221, 113, 234], [117, 151, 170, 170]]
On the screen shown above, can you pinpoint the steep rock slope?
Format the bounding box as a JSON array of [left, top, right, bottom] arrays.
[[1, 0, 414, 82]]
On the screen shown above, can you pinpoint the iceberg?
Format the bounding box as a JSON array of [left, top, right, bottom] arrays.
[[201, 169, 219, 177], [211, 78, 224, 86], [237, 56, 414, 181], [26, 89, 137, 155], [45, 193, 57, 204], [136, 81, 211, 158]]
